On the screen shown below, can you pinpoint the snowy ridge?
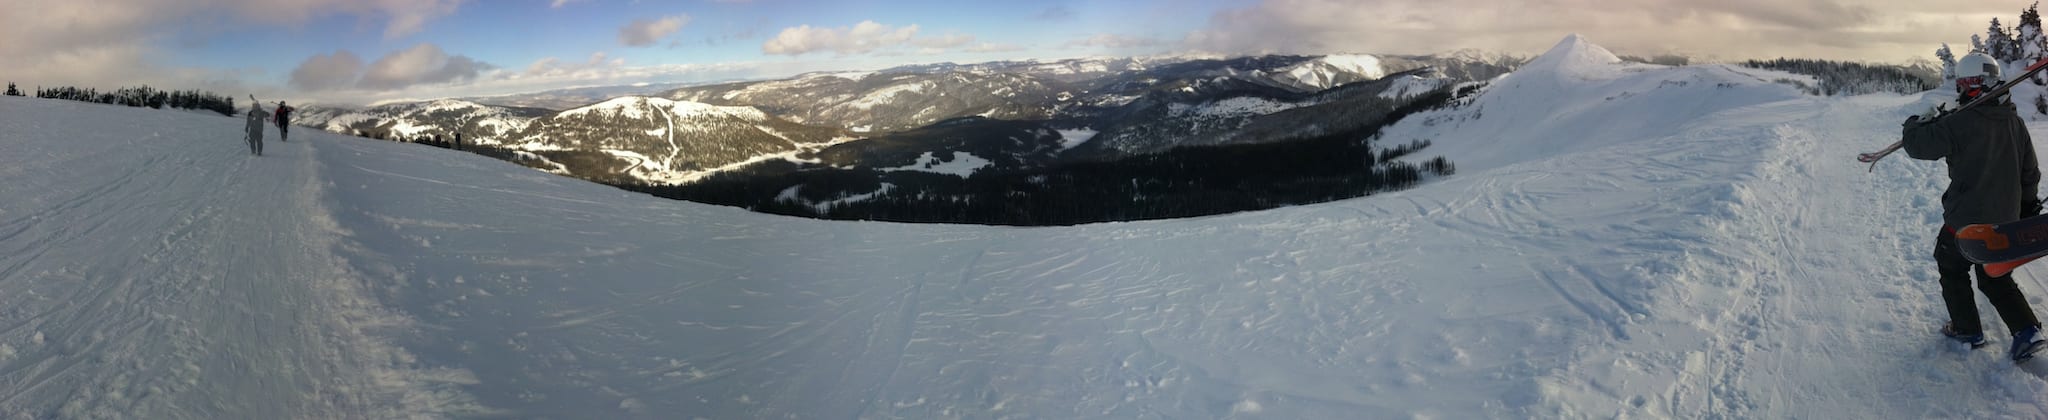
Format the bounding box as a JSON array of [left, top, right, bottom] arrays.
[[1379, 74, 1450, 99], [307, 98, 540, 145], [557, 96, 768, 122], [1379, 33, 1807, 172], [15, 33, 2048, 418], [1268, 54, 1388, 91]]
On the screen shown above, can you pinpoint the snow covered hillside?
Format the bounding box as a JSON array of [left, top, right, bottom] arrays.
[[1264, 54, 1388, 91], [9, 32, 2048, 419]]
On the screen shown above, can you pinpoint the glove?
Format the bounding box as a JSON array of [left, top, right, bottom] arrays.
[[1919, 101, 1952, 120], [1905, 101, 1953, 127], [2027, 197, 2043, 218]]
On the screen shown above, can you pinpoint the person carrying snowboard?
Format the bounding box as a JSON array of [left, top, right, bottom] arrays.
[[244, 101, 270, 156], [273, 101, 295, 142], [1902, 52, 2048, 362]]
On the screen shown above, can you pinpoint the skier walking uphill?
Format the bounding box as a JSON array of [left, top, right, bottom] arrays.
[[244, 101, 270, 156], [1902, 52, 2048, 362], [273, 101, 295, 142]]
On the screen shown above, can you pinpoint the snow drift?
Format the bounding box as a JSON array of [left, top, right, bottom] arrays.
[[5, 34, 2048, 419]]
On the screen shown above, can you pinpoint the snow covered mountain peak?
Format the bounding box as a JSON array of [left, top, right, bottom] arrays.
[[1379, 33, 1808, 173], [1305, 54, 1386, 78], [1522, 33, 1625, 78], [560, 96, 767, 122], [418, 98, 485, 112], [1265, 54, 1390, 91]]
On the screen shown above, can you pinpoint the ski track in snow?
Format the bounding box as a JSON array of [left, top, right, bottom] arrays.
[[12, 38, 2048, 418], [0, 98, 477, 419]]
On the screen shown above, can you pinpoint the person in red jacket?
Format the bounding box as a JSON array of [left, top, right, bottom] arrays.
[[273, 101, 296, 142]]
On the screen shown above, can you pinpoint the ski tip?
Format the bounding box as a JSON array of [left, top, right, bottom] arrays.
[[1984, 255, 2040, 278]]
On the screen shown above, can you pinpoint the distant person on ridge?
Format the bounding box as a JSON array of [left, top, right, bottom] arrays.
[[244, 101, 270, 156], [454, 132, 463, 151], [273, 101, 295, 142], [1902, 52, 2048, 362]]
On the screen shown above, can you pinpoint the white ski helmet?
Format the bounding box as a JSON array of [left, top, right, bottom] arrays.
[[1957, 52, 2002, 87]]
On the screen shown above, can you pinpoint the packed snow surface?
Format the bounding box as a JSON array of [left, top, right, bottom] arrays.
[[8, 34, 2048, 418]]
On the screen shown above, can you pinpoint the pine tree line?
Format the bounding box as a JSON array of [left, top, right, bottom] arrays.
[[29, 85, 236, 116], [1737, 58, 1938, 96]]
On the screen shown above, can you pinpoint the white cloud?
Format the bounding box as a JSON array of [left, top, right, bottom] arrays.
[[233, 0, 465, 40], [0, 0, 467, 100], [1065, 34, 1165, 49], [523, 52, 625, 77], [760, 22, 1005, 56], [966, 43, 1027, 54], [914, 33, 976, 49], [621, 15, 693, 47], [1186, 0, 2012, 62], [762, 21, 921, 56], [358, 44, 493, 91], [550, 0, 586, 8], [290, 50, 366, 91]]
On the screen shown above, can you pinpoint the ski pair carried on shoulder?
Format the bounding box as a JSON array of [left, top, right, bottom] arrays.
[[1860, 56, 2048, 276], [1857, 55, 2048, 172]]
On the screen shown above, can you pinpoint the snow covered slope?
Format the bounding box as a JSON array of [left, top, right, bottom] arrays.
[[9, 32, 2048, 419], [1265, 54, 1389, 91]]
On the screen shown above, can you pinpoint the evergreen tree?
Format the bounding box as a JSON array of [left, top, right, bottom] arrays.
[[1991, 18, 2020, 62], [3, 82, 20, 97], [2025, 3, 2047, 81], [1938, 43, 1959, 81]]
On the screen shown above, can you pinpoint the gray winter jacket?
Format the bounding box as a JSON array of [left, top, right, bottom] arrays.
[[246, 107, 269, 141], [1902, 100, 2042, 227]]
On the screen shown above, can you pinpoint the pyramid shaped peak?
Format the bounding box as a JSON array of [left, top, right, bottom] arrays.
[[1522, 33, 1623, 74]]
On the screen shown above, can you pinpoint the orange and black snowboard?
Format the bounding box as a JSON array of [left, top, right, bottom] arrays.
[[1956, 219, 2048, 277]]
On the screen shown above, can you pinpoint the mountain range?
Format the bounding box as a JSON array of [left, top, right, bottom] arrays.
[[7, 34, 2019, 418], [296, 53, 1519, 187]]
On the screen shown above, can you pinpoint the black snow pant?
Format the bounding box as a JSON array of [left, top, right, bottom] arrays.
[[1937, 226, 2042, 336], [277, 123, 289, 142]]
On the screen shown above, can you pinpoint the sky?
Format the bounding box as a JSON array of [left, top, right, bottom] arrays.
[[0, 0, 2028, 106]]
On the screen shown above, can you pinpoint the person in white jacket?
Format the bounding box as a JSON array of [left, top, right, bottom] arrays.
[[245, 102, 270, 156]]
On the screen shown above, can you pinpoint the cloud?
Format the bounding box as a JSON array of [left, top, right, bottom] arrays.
[[358, 44, 493, 90], [621, 15, 693, 47], [913, 33, 976, 49], [762, 21, 921, 55], [550, 0, 586, 8], [0, 0, 468, 102], [963, 43, 1027, 53], [523, 52, 626, 77], [290, 50, 366, 91], [1185, 0, 2010, 62], [232, 0, 466, 40], [1065, 34, 1165, 49]]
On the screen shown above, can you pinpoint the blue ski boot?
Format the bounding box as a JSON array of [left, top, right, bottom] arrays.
[[2011, 325, 2047, 362], [1945, 322, 1989, 349]]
